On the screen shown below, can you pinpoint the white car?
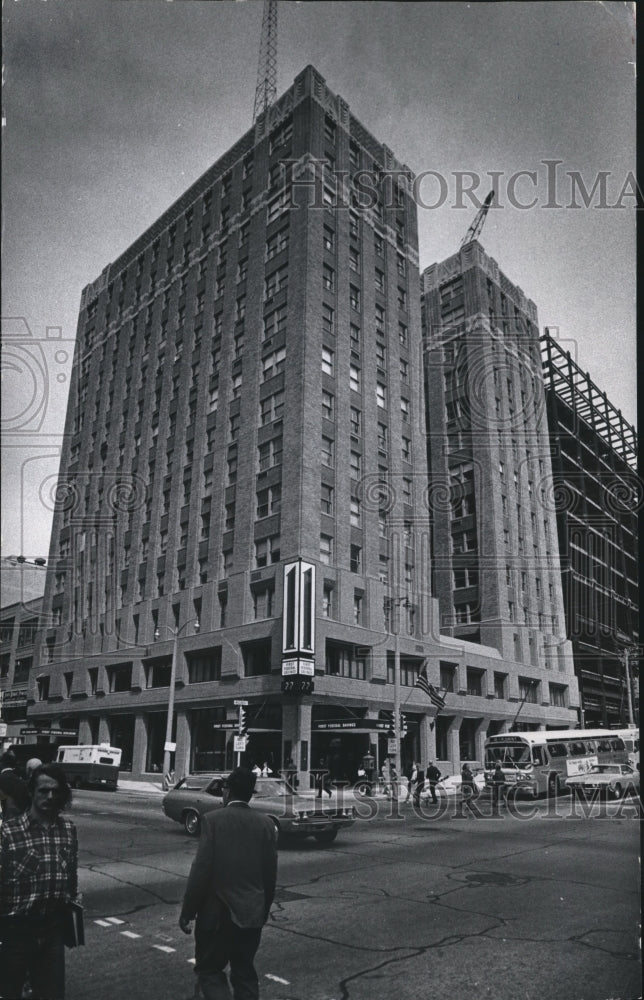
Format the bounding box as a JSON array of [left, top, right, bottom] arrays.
[[565, 764, 639, 799]]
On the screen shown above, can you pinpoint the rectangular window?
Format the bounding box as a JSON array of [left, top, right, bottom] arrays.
[[322, 303, 335, 337], [323, 225, 335, 253], [322, 347, 334, 376], [349, 365, 361, 392], [262, 347, 286, 381], [322, 583, 334, 618], [320, 534, 333, 565], [265, 266, 287, 298], [494, 672, 507, 699], [326, 641, 366, 680], [323, 264, 335, 291], [350, 451, 361, 480], [402, 436, 411, 462], [400, 398, 410, 422], [376, 383, 387, 408], [322, 390, 334, 420], [375, 269, 385, 293], [259, 391, 284, 425], [350, 406, 361, 435], [320, 483, 334, 516], [350, 498, 361, 527], [256, 485, 281, 518], [439, 662, 456, 692], [353, 592, 363, 625], [258, 436, 282, 471], [252, 586, 274, 621], [350, 545, 361, 573], [399, 322, 408, 347], [264, 303, 287, 341], [321, 435, 334, 468], [377, 422, 388, 452], [349, 285, 361, 311], [187, 650, 222, 684], [255, 535, 280, 567], [266, 227, 289, 260], [376, 341, 386, 369]]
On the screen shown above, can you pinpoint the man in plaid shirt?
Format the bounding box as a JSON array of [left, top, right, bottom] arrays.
[[0, 762, 78, 1000]]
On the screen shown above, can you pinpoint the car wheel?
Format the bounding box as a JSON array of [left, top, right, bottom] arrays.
[[314, 828, 338, 845], [183, 809, 201, 836]]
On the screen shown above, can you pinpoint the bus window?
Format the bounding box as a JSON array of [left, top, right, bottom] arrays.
[[547, 742, 567, 758], [584, 740, 596, 754], [532, 746, 546, 766], [570, 741, 586, 756], [610, 739, 625, 751], [596, 740, 611, 752]]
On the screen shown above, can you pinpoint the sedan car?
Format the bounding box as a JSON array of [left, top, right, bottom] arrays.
[[565, 764, 640, 799], [162, 774, 355, 844]]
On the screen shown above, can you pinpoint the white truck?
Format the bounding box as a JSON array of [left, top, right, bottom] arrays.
[[56, 744, 122, 790]]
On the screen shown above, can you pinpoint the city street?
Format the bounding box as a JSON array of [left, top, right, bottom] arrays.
[[62, 787, 640, 1000]]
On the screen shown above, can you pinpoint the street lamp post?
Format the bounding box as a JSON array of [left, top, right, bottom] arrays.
[[618, 647, 636, 727], [154, 618, 199, 781], [386, 596, 410, 789]]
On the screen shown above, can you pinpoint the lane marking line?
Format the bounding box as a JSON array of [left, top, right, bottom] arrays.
[[153, 945, 176, 953], [265, 973, 290, 984], [121, 931, 142, 939], [94, 919, 112, 927], [105, 917, 125, 925]]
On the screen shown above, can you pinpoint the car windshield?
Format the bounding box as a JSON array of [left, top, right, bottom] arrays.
[[174, 776, 220, 791], [588, 765, 620, 775], [485, 743, 531, 768], [253, 778, 295, 797]]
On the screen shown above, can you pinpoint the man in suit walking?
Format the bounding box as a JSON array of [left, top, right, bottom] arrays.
[[179, 767, 278, 1000]]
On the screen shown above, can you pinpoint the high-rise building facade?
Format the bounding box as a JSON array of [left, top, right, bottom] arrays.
[[422, 242, 580, 721], [31, 68, 578, 780], [541, 330, 638, 727]]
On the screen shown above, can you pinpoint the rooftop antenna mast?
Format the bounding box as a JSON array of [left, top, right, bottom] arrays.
[[253, 0, 278, 123], [460, 190, 494, 247]]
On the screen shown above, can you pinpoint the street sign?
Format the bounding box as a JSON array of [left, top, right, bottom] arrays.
[[388, 738, 397, 754], [212, 721, 239, 730], [233, 735, 247, 753], [164, 741, 176, 753], [233, 699, 249, 706]]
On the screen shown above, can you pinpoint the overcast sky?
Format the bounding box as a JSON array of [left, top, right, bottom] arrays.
[[1, 0, 636, 561]]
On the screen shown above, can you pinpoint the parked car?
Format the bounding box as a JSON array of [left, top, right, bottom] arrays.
[[565, 763, 640, 799], [162, 774, 355, 844]]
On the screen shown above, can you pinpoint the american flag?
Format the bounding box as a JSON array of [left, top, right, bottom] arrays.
[[415, 665, 446, 711]]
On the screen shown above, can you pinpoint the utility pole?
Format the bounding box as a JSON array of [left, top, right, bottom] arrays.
[[253, 0, 278, 123]]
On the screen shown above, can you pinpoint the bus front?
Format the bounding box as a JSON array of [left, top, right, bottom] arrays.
[[484, 735, 539, 798]]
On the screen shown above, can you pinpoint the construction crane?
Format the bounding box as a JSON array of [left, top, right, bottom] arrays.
[[253, 0, 278, 123], [460, 190, 494, 247]]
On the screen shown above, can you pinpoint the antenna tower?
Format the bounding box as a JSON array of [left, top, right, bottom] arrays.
[[253, 0, 278, 123]]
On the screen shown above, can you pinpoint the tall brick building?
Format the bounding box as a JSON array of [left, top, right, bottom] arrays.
[[422, 242, 580, 737], [31, 67, 578, 780]]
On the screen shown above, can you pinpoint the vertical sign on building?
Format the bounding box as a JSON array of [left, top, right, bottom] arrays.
[[282, 559, 315, 693]]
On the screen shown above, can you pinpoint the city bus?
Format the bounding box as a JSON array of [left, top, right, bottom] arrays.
[[484, 729, 629, 798], [610, 728, 639, 770], [56, 744, 122, 790]]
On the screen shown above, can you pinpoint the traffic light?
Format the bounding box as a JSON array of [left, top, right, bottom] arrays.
[[400, 712, 408, 735], [238, 706, 247, 735], [281, 677, 314, 695]]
